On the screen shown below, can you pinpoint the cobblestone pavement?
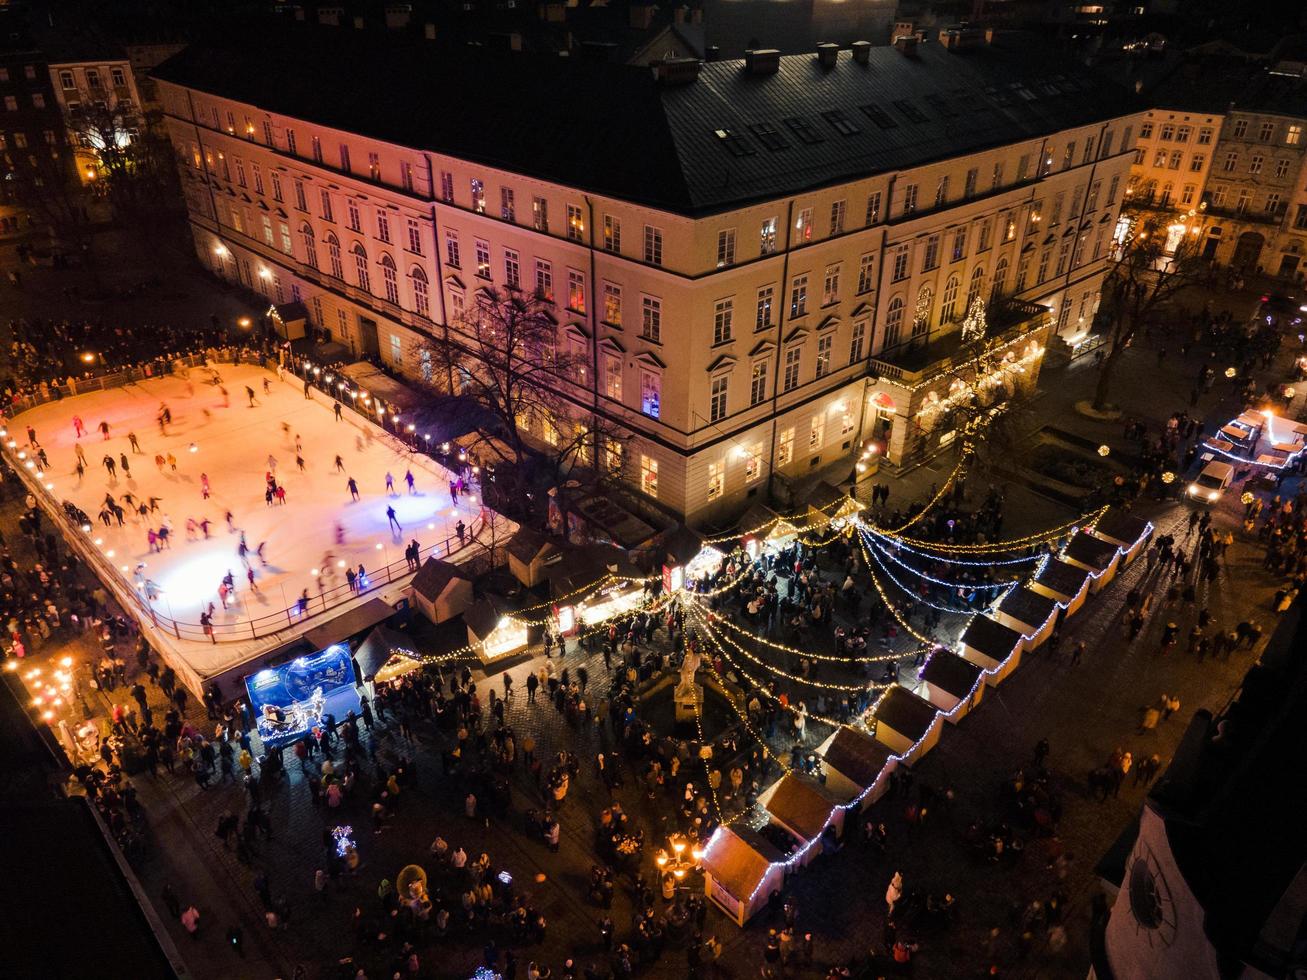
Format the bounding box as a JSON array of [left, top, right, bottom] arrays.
[[5, 281, 1299, 979]]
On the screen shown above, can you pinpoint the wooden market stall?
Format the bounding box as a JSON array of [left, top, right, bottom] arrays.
[[959, 615, 1024, 685], [916, 649, 984, 722], [806, 481, 865, 528], [1063, 530, 1122, 593], [409, 557, 474, 625], [994, 586, 1059, 649], [465, 596, 534, 665], [816, 724, 897, 810], [699, 825, 786, 926], [869, 685, 942, 765], [1090, 509, 1152, 566], [758, 771, 845, 863], [1030, 558, 1091, 618], [506, 527, 561, 589], [737, 502, 799, 558]]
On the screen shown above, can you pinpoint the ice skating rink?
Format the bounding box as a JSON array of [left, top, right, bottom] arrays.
[[14, 363, 480, 648]]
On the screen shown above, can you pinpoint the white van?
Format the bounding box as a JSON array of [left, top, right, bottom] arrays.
[[1187, 461, 1234, 504]]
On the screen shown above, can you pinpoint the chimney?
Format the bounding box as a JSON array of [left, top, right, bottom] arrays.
[[652, 57, 701, 85], [938, 25, 988, 50], [690, 7, 702, 23], [891, 20, 912, 43], [894, 34, 919, 56], [674, 6, 686, 24], [744, 48, 780, 75], [704, 44, 720, 62], [629, 2, 654, 29], [424, 22, 436, 39], [850, 40, 871, 64], [384, 4, 411, 29], [317, 5, 343, 26], [816, 42, 839, 69]]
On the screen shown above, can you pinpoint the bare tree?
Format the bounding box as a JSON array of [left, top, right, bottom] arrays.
[[1092, 216, 1206, 411], [72, 98, 179, 225], [2, 138, 94, 254]]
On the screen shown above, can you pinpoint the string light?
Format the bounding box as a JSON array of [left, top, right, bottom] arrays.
[[865, 531, 1047, 567], [870, 538, 1024, 590], [871, 507, 1108, 553], [870, 448, 971, 535], [690, 682, 724, 821], [696, 604, 904, 666], [864, 536, 1004, 615]]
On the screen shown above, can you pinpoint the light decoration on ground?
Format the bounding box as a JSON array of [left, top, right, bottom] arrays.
[[332, 825, 355, 859], [1161, 471, 1175, 484], [1098, 444, 1111, 457]]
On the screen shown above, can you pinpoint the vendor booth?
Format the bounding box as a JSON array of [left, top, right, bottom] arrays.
[[700, 825, 786, 926], [737, 502, 799, 558], [758, 771, 845, 862], [1090, 509, 1151, 565], [548, 549, 646, 634], [269, 301, 310, 341], [1063, 530, 1122, 592], [410, 558, 474, 625], [917, 650, 984, 722], [245, 643, 362, 748], [805, 481, 865, 529], [959, 615, 1024, 685], [817, 724, 896, 809], [870, 685, 942, 765], [994, 587, 1059, 649], [465, 597, 532, 665], [351, 624, 422, 694], [506, 528, 561, 589], [1030, 558, 1091, 618]]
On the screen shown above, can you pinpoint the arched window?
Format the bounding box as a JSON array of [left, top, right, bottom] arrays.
[[300, 223, 318, 270], [912, 284, 932, 337], [992, 257, 1009, 298], [884, 296, 905, 348], [379, 254, 399, 304], [966, 265, 986, 308], [325, 232, 343, 279], [352, 243, 370, 291], [410, 266, 430, 319], [1015, 254, 1030, 292], [940, 274, 960, 323]]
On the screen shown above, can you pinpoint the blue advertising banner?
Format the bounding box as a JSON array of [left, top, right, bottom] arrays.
[[244, 643, 361, 747]]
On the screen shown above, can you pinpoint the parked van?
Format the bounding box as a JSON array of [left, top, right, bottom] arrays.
[[1187, 461, 1234, 503]]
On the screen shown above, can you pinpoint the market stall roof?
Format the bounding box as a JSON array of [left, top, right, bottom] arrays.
[[1092, 508, 1151, 547], [700, 826, 785, 901], [465, 595, 522, 641], [997, 586, 1058, 631], [303, 597, 397, 651], [806, 480, 863, 517], [663, 525, 706, 565], [1065, 531, 1120, 571], [759, 772, 842, 841], [920, 650, 983, 700], [1034, 558, 1090, 598], [738, 501, 789, 539], [960, 615, 1023, 662], [507, 527, 558, 566], [872, 685, 939, 742], [819, 725, 894, 790], [570, 492, 660, 549], [411, 557, 473, 602], [353, 624, 416, 682], [271, 301, 309, 322]]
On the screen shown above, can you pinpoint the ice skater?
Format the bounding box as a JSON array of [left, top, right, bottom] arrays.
[[333, 402, 342, 422], [246, 567, 259, 593], [267, 454, 277, 474], [74, 443, 86, 467], [98, 420, 111, 440], [154, 454, 166, 472], [200, 517, 213, 539], [334, 455, 345, 473], [201, 474, 210, 499], [72, 416, 85, 438], [347, 477, 359, 501], [385, 472, 396, 496], [103, 454, 117, 479], [386, 505, 402, 533], [262, 378, 271, 397], [449, 480, 459, 504], [167, 453, 177, 472], [404, 469, 416, 494], [246, 386, 257, 407], [119, 453, 131, 478], [256, 541, 267, 566], [296, 453, 305, 472], [127, 431, 141, 453]]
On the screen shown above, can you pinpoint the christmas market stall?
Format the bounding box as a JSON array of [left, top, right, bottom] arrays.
[[410, 557, 474, 625], [916, 649, 985, 723], [1063, 530, 1122, 593], [758, 771, 846, 863], [805, 481, 865, 530], [816, 724, 897, 809], [737, 502, 799, 559], [244, 644, 361, 748], [994, 586, 1059, 649], [869, 684, 942, 766], [1030, 558, 1091, 619], [958, 615, 1024, 686], [1089, 509, 1152, 566], [506, 527, 561, 589], [351, 624, 422, 696], [699, 825, 786, 926], [465, 596, 533, 665]]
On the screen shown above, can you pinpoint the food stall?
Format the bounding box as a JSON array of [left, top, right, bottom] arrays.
[[548, 550, 646, 635], [805, 481, 865, 530], [410, 557, 475, 625], [1090, 509, 1152, 566], [869, 684, 942, 765], [244, 643, 361, 748], [959, 615, 1024, 686], [1030, 558, 1091, 619], [1063, 530, 1122, 593], [916, 650, 984, 722], [816, 724, 897, 809], [351, 624, 422, 696], [994, 586, 1059, 649], [737, 502, 799, 559], [465, 597, 533, 665], [699, 825, 786, 926], [758, 772, 845, 863]]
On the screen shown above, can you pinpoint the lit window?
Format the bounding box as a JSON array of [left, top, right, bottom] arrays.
[[640, 456, 658, 497], [709, 375, 729, 422], [707, 460, 725, 500]]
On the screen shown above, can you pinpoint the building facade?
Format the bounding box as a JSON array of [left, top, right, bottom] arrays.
[[47, 52, 145, 184], [155, 27, 1141, 524], [0, 45, 69, 228]]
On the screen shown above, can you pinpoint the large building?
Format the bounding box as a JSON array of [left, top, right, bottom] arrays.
[[154, 26, 1141, 523]]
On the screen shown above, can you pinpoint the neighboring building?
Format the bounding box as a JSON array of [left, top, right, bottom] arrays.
[[701, 0, 896, 59], [1093, 610, 1307, 980], [47, 47, 145, 184], [0, 43, 71, 229], [153, 25, 1141, 524]]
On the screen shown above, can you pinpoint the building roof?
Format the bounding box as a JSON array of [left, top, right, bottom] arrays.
[[1065, 530, 1119, 570], [873, 684, 938, 741], [1092, 508, 1151, 548], [1142, 54, 1307, 119], [302, 596, 398, 650], [1034, 557, 1089, 598], [920, 649, 982, 699], [465, 595, 520, 640], [760, 771, 841, 841], [506, 526, 557, 565], [818, 723, 894, 789], [410, 556, 472, 601], [663, 524, 706, 565], [997, 585, 1058, 631], [960, 614, 1023, 662], [152, 25, 1138, 216], [700, 825, 785, 900], [352, 623, 416, 681]]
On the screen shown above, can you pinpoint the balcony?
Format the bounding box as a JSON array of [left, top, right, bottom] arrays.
[[870, 298, 1048, 385], [1200, 195, 1287, 227]]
